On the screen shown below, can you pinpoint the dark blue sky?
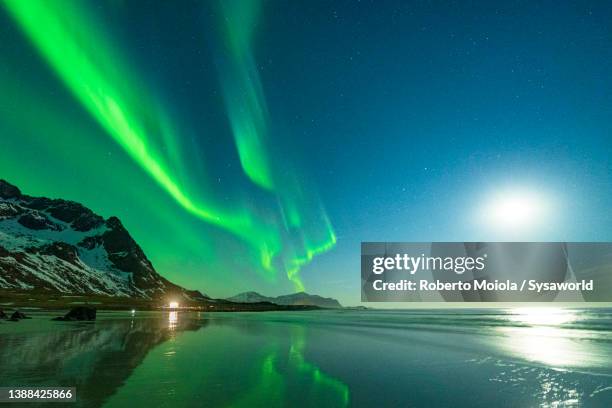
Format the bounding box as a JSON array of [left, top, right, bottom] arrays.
[[1, 1, 611, 304], [255, 0, 612, 301]]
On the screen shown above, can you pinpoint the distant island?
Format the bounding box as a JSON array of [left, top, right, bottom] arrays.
[[227, 291, 342, 308], [0, 180, 339, 311]]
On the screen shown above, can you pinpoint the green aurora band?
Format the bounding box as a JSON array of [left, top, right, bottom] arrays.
[[2, 0, 335, 291], [216, 0, 274, 191], [215, 0, 337, 290]]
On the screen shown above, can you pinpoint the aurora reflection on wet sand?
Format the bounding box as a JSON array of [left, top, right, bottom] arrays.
[[1, 308, 612, 407]]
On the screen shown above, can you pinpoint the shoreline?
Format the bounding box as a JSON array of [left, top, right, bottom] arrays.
[[0, 289, 323, 313]]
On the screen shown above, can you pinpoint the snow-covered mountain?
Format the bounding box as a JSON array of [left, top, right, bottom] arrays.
[[227, 291, 342, 308], [0, 180, 206, 300]]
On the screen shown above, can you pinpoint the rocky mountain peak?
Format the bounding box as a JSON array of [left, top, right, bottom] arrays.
[[0, 180, 206, 300]]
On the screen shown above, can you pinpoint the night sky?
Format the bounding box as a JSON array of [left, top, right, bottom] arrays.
[[1, 1, 611, 305]]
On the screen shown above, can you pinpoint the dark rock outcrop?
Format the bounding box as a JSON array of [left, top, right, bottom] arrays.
[[0, 309, 6, 319], [0, 179, 21, 198], [42, 200, 104, 232], [9, 310, 30, 321], [72, 212, 104, 232], [18, 212, 62, 231], [53, 306, 97, 321], [39, 242, 80, 264], [0, 202, 23, 218], [102, 216, 159, 291]]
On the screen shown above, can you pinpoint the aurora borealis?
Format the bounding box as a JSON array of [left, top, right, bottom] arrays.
[[1, 1, 612, 304], [1, 0, 335, 293]]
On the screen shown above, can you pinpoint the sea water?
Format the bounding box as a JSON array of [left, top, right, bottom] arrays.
[[1, 308, 611, 407]]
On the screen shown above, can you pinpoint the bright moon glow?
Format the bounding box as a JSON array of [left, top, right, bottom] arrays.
[[480, 188, 552, 234]]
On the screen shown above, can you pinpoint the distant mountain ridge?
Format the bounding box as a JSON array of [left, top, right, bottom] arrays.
[[227, 291, 342, 308], [0, 179, 207, 300]]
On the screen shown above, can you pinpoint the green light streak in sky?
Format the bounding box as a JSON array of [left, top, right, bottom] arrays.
[[216, 0, 337, 290], [4, 0, 336, 291], [285, 213, 337, 291], [217, 0, 274, 191], [3, 0, 279, 265]]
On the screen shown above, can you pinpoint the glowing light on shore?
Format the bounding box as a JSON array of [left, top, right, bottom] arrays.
[[168, 311, 178, 330], [169, 301, 179, 309]]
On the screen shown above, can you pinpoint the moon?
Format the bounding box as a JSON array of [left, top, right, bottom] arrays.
[[480, 187, 553, 234]]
